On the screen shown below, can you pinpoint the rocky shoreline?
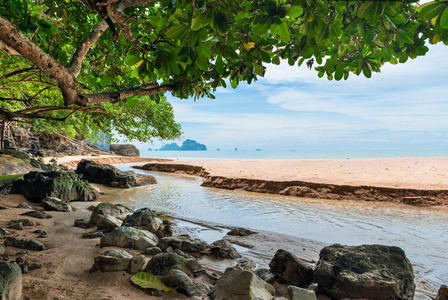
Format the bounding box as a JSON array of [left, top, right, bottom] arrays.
[[134, 163, 448, 207]]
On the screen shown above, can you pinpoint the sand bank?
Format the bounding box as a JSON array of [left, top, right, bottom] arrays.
[[135, 157, 448, 206]]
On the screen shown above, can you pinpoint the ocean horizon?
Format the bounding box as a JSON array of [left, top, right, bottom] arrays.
[[137, 149, 448, 160]]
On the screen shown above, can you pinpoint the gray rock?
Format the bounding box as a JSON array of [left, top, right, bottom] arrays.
[[10, 171, 99, 203], [0, 227, 10, 238], [0, 262, 22, 300], [269, 249, 313, 286], [33, 229, 49, 236], [227, 227, 257, 236], [288, 286, 317, 300], [174, 249, 193, 259], [8, 219, 35, 227], [82, 232, 105, 239], [20, 210, 50, 219], [157, 237, 209, 253], [97, 215, 122, 230], [17, 202, 32, 209], [209, 268, 275, 300], [109, 144, 140, 157], [4, 237, 44, 251], [145, 252, 199, 276], [235, 259, 256, 272], [155, 224, 173, 239], [162, 269, 205, 297], [437, 285, 448, 300], [100, 227, 158, 250], [122, 208, 160, 233], [7, 223, 23, 230], [89, 202, 131, 225], [314, 244, 415, 300], [255, 268, 275, 283], [41, 196, 73, 212], [210, 239, 240, 259], [74, 219, 90, 229], [90, 249, 133, 273], [143, 247, 162, 255], [76, 159, 147, 188], [130, 254, 146, 274], [0, 241, 5, 255]]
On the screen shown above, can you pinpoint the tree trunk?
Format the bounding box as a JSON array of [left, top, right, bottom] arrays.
[[0, 121, 5, 150]]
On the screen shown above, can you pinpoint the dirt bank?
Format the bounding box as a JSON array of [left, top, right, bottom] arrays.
[[134, 159, 448, 207], [43, 155, 172, 169]]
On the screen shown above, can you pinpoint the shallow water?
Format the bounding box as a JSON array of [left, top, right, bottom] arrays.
[[98, 163, 448, 292]]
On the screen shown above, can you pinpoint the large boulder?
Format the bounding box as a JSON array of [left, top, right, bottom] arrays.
[[96, 215, 122, 230], [437, 285, 448, 300], [162, 269, 210, 297], [314, 244, 415, 300], [0, 262, 22, 300], [76, 159, 137, 188], [269, 249, 313, 286], [109, 144, 140, 157], [9, 171, 99, 203], [210, 240, 240, 259], [0, 241, 5, 255], [0, 150, 43, 176], [89, 203, 132, 225], [100, 227, 158, 250], [208, 268, 275, 300], [90, 249, 133, 273], [157, 237, 209, 253], [122, 208, 161, 233], [145, 252, 199, 276], [41, 196, 73, 212]]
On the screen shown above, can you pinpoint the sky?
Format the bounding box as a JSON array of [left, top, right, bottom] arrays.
[[137, 43, 448, 152]]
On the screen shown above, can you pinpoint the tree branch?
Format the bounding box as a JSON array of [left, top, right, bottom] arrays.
[[106, 5, 138, 46], [2, 67, 37, 79]]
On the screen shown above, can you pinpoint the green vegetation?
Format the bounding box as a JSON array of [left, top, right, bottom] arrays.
[[130, 272, 172, 292], [0, 0, 447, 141], [0, 174, 24, 192]]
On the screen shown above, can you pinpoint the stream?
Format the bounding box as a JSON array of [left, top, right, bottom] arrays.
[[96, 163, 448, 295]]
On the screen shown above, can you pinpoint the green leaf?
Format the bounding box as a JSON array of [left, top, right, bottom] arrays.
[[358, 1, 375, 19], [440, 6, 448, 29], [231, 80, 238, 89], [124, 55, 141, 66], [100, 74, 112, 87], [278, 21, 290, 43], [166, 25, 188, 39], [215, 55, 224, 74], [334, 63, 344, 81], [315, 26, 329, 43], [289, 6, 303, 18], [30, 5, 43, 17], [254, 63, 265, 76], [368, 1, 384, 25], [418, 2, 445, 20], [130, 272, 171, 292], [191, 13, 206, 31]]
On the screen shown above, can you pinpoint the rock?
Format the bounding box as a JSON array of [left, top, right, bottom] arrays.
[[155, 225, 173, 239], [10, 171, 99, 202], [209, 268, 275, 300], [76, 159, 152, 188], [41, 196, 73, 212], [314, 244, 415, 300], [122, 208, 160, 233], [227, 227, 257, 236], [82, 232, 105, 239], [162, 269, 204, 297], [109, 144, 140, 157], [144, 252, 199, 276], [74, 219, 90, 229], [0, 228, 10, 238], [17, 202, 32, 209], [135, 174, 157, 186], [174, 249, 193, 259], [269, 249, 313, 286], [4, 237, 44, 251], [0, 262, 22, 300], [0, 149, 41, 177], [255, 268, 275, 283], [437, 285, 448, 300], [100, 227, 158, 250], [89, 203, 132, 225], [210, 240, 240, 259], [21, 210, 50, 219], [8, 219, 35, 227], [288, 286, 317, 300], [235, 259, 256, 272], [7, 223, 23, 230], [0, 242, 5, 255], [90, 249, 133, 273], [96, 215, 122, 230], [130, 254, 146, 274], [143, 247, 162, 255], [157, 237, 209, 253], [33, 229, 49, 236]]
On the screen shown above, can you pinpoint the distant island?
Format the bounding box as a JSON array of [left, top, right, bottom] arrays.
[[158, 139, 207, 151]]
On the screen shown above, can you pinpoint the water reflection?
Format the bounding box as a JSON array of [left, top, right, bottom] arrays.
[[97, 163, 448, 289]]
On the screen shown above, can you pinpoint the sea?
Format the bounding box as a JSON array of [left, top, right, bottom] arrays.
[[138, 149, 448, 160]]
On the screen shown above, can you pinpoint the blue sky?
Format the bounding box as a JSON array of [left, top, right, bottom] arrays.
[[137, 43, 448, 152]]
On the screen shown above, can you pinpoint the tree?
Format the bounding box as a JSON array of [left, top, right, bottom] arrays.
[[0, 0, 447, 141]]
